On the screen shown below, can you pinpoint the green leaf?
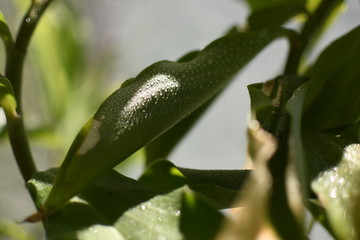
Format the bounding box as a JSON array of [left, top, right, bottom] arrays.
[[0, 10, 13, 55], [27, 167, 235, 240], [248, 4, 306, 30], [247, 78, 307, 238], [312, 142, 360, 239], [216, 120, 279, 239], [179, 188, 224, 240], [138, 160, 188, 192], [243, 0, 306, 30], [138, 159, 250, 208], [42, 28, 287, 215], [303, 25, 360, 130], [114, 188, 184, 240], [0, 74, 17, 117], [144, 94, 217, 165], [286, 81, 310, 196], [0, 218, 35, 240], [28, 169, 156, 239], [245, 0, 305, 12]]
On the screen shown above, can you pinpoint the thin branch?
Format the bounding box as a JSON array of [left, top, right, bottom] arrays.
[[5, 0, 54, 182]]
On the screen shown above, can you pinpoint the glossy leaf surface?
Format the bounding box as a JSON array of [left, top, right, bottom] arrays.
[[42, 28, 287, 215]]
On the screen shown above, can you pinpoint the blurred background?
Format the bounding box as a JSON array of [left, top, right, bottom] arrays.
[[0, 0, 359, 239]]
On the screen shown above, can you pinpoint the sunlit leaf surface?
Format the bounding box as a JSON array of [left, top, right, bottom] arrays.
[[42, 28, 287, 214]]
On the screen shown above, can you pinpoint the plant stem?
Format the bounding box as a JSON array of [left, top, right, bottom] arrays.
[[5, 0, 54, 182], [5, 111, 37, 182], [284, 0, 342, 75]]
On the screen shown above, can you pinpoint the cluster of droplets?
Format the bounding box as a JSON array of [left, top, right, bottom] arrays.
[[115, 73, 179, 136], [312, 143, 360, 236], [99, 30, 277, 147]]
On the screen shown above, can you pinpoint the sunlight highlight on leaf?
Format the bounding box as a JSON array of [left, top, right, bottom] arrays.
[[312, 143, 360, 239]]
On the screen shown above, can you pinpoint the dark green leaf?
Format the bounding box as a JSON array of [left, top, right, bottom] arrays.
[[304, 25, 360, 130], [43, 28, 288, 215], [138, 160, 187, 192], [179, 187, 224, 240], [286, 81, 310, 196], [178, 167, 250, 191], [247, 78, 306, 239], [246, 0, 305, 12], [30, 169, 214, 239], [248, 4, 306, 30], [27, 166, 243, 239], [138, 159, 250, 208], [144, 96, 216, 165], [243, 0, 306, 30]]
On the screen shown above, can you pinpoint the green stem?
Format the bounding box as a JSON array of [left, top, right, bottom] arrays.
[[5, 0, 54, 182], [6, 0, 53, 112], [284, 0, 342, 75], [6, 111, 36, 182]]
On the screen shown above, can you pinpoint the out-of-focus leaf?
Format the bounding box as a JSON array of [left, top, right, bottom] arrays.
[[247, 78, 306, 239], [312, 143, 360, 239], [303, 25, 360, 130], [0, 10, 13, 55], [248, 4, 306, 30], [42, 28, 288, 215], [246, 0, 305, 12], [180, 187, 224, 240], [0, 218, 35, 240], [138, 159, 250, 208], [247, 83, 271, 112], [0, 74, 17, 116], [243, 0, 306, 30], [286, 81, 310, 196], [216, 120, 278, 240], [27, 2, 108, 151]]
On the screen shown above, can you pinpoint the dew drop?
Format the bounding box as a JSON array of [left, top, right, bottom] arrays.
[[25, 18, 31, 23], [141, 205, 146, 211]]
